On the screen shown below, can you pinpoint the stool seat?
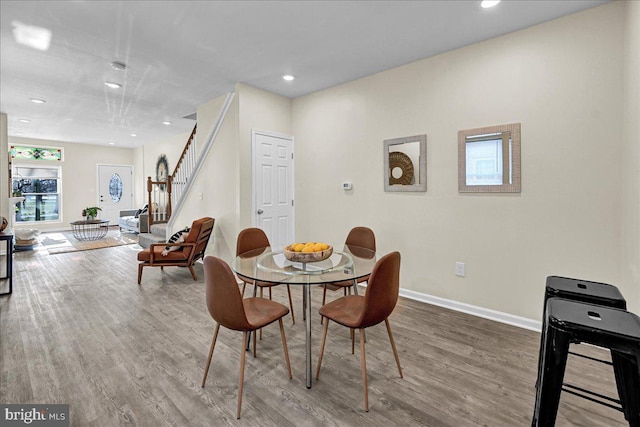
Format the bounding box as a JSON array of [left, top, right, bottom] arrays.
[[548, 298, 640, 340], [533, 298, 640, 427], [546, 276, 626, 309]]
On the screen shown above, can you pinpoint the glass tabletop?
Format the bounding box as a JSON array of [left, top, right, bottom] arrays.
[[232, 245, 377, 285]]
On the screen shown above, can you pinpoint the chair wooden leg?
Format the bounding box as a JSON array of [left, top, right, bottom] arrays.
[[321, 286, 327, 324], [252, 330, 257, 358], [343, 287, 347, 296], [269, 287, 272, 300], [351, 328, 355, 354], [241, 282, 246, 297], [316, 318, 330, 379], [201, 323, 220, 387], [385, 318, 403, 378], [237, 331, 248, 419], [137, 264, 144, 284], [286, 285, 295, 325], [278, 319, 293, 379], [188, 265, 198, 281], [259, 288, 263, 340], [360, 329, 369, 412]]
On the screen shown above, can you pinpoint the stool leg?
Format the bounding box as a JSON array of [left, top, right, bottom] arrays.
[[612, 350, 640, 426], [535, 313, 548, 391], [532, 326, 570, 427], [611, 351, 631, 423]]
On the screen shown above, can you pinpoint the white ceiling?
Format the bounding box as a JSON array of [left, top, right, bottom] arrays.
[[0, 0, 608, 148]]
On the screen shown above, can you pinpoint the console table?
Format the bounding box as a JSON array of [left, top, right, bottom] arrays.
[[0, 232, 14, 296], [70, 220, 109, 241]]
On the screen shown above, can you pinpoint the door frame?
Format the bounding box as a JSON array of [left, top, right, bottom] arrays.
[[96, 163, 134, 221], [251, 129, 295, 243]]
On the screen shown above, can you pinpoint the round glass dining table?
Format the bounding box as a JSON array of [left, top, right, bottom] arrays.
[[232, 245, 377, 388]]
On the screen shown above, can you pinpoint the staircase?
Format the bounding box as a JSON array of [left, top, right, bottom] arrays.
[[137, 92, 235, 248], [138, 223, 168, 248]]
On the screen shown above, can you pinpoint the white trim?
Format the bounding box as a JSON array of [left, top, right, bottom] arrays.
[[398, 288, 542, 332]]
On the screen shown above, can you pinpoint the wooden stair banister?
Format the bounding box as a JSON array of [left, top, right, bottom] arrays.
[[169, 124, 197, 214], [146, 176, 172, 227], [172, 124, 197, 178]]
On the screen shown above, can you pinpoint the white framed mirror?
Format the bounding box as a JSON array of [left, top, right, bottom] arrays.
[[384, 134, 427, 192], [458, 123, 521, 193]]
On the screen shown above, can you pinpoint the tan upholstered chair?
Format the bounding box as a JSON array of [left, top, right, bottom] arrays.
[[321, 226, 376, 309], [316, 251, 403, 412], [201, 256, 293, 419], [236, 228, 295, 324], [137, 217, 214, 284]]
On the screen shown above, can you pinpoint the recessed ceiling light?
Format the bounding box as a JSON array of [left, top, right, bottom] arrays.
[[481, 0, 501, 8], [11, 21, 51, 51], [29, 98, 46, 104], [14, 132, 23, 136], [18, 118, 30, 123], [282, 75, 295, 81], [108, 142, 115, 145], [111, 61, 127, 71], [130, 133, 137, 137], [104, 81, 122, 89], [162, 121, 172, 125]]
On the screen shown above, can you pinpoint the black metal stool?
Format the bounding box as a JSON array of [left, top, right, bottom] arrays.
[[532, 298, 640, 426], [538, 276, 628, 407]]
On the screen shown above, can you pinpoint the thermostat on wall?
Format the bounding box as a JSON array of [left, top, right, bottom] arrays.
[[343, 181, 352, 190]]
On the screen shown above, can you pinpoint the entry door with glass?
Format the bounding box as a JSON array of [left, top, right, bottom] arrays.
[[98, 165, 133, 225]]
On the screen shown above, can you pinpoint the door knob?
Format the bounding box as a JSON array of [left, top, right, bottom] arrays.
[[257, 209, 264, 214]]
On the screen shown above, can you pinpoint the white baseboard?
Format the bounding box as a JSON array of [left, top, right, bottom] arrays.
[[398, 288, 542, 333]]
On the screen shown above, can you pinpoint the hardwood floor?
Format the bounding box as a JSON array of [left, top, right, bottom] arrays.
[[0, 245, 628, 426]]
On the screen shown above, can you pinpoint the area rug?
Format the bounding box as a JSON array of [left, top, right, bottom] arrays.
[[40, 228, 139, 255]]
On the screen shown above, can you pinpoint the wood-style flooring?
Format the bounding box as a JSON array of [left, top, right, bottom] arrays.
[[0, 244, 628, 426]]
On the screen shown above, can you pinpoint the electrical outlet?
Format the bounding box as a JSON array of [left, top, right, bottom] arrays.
[[455, 262, 465, 277]]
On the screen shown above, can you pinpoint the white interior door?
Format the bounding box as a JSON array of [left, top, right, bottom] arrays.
[[97, 164, 133, 225], [252, 130, 294, 251]]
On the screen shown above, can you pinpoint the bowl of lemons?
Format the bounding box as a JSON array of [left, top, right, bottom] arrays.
[[284, 242, 333, 263]]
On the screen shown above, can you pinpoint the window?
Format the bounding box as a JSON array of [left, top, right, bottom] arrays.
[[12, 166, 61, 223]]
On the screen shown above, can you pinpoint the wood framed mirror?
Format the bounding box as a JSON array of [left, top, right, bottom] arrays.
[[458, 123, 521, 193], [384, 134, 427, 192]]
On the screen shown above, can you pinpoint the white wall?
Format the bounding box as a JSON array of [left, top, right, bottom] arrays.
[[172, 93, 241, 263], [292, 2, 635, 320], [622, 0, 640, 309], [237, 83, 292, 229], [7, 136, 134, 232], [167, 84, 292, 264]]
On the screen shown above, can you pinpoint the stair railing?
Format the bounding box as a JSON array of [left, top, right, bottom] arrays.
[[146, 176, 172, 227], [169, 124, 197, 209]]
